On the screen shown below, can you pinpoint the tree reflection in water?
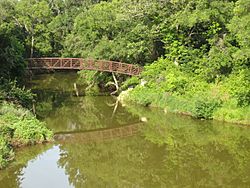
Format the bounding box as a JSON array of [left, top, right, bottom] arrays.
[[11, 72, 248, 187], [57, 105, 250, 187]]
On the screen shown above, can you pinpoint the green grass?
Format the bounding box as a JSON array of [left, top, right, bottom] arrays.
[[120, 58, 249, 125], [0, 101, 53, 169], [213, 100, 250, 125], [121, 86, 250, 125]]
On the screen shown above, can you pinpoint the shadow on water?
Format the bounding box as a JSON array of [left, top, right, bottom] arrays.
[[0, 72, 250, 188]]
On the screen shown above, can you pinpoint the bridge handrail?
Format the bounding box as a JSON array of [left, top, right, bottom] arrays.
[[27, 58, 143, 76]]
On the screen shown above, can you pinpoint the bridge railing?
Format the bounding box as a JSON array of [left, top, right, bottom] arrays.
[[27, 58, 143, 76]]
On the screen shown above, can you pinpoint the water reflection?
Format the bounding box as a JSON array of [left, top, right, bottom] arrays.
[[0, 73, 249, 188], [20, 146, 73, 188], [55, 106, 250, 187], [31, 73, 139, 133], [55, 123, 143, 144], [0, 144, 53, 188]]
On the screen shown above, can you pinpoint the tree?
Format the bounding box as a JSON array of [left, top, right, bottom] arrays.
[[228, 0, 250, 68], [48, 0, 103, 56], [0, 0, 25, 78], [64, 0, 165, 65], [15, 0, 52, 57]]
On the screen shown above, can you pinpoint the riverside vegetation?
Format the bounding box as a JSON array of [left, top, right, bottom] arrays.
[[118, 0, 250, 124], [0, 0, 249, 168], [0, 81, 53, 169]]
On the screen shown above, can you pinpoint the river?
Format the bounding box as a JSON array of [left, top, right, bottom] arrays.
[[0, 72, 250, 188]]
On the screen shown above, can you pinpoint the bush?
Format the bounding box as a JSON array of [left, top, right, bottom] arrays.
[[85, 84, 101, 96], [121, 56, 249, 124], [0, 80, 35, 108], [0, 125, 14, 139], [0, 101, 53, 168], [0, 102, 53, 145], [193, 98, 221, 119], [222, 70, 250, 107], [121, 76, 139, 90], [0, 137, 14, 169], [0, 101, 32, 119], [213, 99, 250, 124], [12, 118, 53, 145], [129, 87, 159, 106]]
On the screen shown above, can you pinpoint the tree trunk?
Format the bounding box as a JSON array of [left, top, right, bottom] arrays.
[[30, 35, 34, 58], [111, 73, 119, 95]]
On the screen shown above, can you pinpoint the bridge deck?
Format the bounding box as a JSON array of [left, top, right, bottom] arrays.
[[27, 58, 142, 76]]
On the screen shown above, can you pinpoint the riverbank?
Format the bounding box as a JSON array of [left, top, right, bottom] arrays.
[[119, 59, 250, 126], [119, 89, 250, 125], [0, 102, 53, 169], [1, 72, 250, 187]]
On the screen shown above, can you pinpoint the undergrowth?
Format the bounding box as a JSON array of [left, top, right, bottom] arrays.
[[121, 58, 250, 125], [0, 102, 53, 169]]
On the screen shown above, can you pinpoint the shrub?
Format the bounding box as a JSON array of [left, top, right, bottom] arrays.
[[85, 84, 101, 96], [0, 80, 35, 108], [0, 101, 53, 169], [193, 98, 221, 119], [0, 101, 32, 119], [77, 70, 114, 95], [0, 125, 14, 139], [0, 102, 53, 146], [121, 56, 249, 124], [0, 137, 14, 169], [12, 118, 53, 145], [213, 99, 250, 124], [121, 76, 139, 90], [222, 70, 250, 107], [77, 70, 98, 86], [129, 87, 158, 106]]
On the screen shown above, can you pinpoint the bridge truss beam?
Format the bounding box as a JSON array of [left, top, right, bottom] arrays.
[[27, 58, 143, 76]]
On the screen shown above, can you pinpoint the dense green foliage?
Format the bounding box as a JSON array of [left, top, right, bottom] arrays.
[[0, 74, 53, 170], [0, 80, 34, 108], [118, 0, 250, 123], [123, 58, 250, 123], [0, 1, 249, 168], [0, 102, 53, 144], [0, 0, 58, 169], [0, 102, 53, 169], [0, 15, 25, 78]]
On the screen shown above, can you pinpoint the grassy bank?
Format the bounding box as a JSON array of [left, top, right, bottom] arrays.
[[120, 89, 250, 125], [0, 102, 53, 169], [120, 59, 250, 125], [0, 100, 53, 169]]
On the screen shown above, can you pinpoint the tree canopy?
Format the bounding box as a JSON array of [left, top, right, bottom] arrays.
[[0, 0, 249, 123]]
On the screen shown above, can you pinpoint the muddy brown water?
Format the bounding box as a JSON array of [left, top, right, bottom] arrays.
[[0, 72, 249, 188]]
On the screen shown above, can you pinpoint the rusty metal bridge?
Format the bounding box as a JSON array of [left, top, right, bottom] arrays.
[[27, 58, 143, 76]]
